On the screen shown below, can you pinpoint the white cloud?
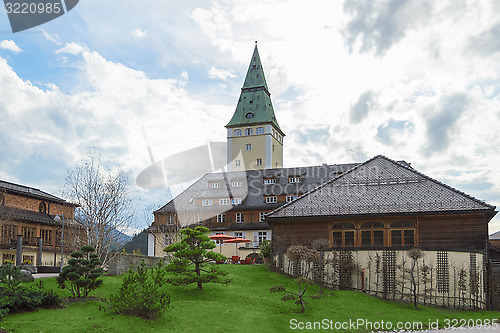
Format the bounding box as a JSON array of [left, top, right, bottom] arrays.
[[207, 66, 236, 80], [41, 30, 62, 45], [0, 40, 22, 53], [130, 28, 149, 39]]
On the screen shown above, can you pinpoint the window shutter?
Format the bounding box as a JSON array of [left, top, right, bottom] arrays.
[[253, 232, 258, 248]]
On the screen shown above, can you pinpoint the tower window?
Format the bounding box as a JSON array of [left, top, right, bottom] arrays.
[[246, 144, 251, 151], [246, 112, 253, 118], [234, 129, 241, 136], [256, 127, 264, 134], [245, 128, 253, 136]]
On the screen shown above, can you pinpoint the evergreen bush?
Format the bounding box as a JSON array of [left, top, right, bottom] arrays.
[[108, 261, 171, 319]]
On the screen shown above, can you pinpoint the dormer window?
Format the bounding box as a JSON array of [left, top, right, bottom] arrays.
[[234, 129, 242, 137], [39, 202, 46, 214], [263, 178, 276, 185], [288, 177, 302, 183], [231, 181, 243, 187], [208, 182, 220, 188], [246, 112, 253, 119]]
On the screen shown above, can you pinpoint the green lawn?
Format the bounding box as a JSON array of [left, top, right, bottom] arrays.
[[2, 265, 500, 332]]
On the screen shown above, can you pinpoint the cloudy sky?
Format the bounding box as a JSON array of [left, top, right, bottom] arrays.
[[0, 0, 499, 232]]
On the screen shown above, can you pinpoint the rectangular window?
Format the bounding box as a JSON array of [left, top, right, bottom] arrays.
[[258, 231, 268, 244], [256, 158, 262, 166], [234, 232, 243, 238], [404, 230, 415, 247], [256, 127, 264, 134], [344, 231, 355, 247], [231, 181, 243, 187], [263, 178, 276, 184], [208, 182, 220, 188], [202, 200, 212, 206], [391, 230, 402, 246], [166, 216, 173, 225], [235, 160, 240, 167], [246, 144, 252, 151], [286, 195, 297, 202], [41, 229, 52, 245], [219, 198, 230, 205], [265, 196, 277, 203], [1, 225, 15, 245], [236, 213, 244, 223], [217, 214, 225, 223], [362, 230, 371, 247], [22, 227, 35, 245], [231, 198, 242, 205], [259, 212, 266, 222], [194, 215, 201, 224], [373, 230, 384, 247], [288, 177, 302, 183]]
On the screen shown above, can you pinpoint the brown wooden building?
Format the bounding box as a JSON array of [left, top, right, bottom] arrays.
[[266, 155, 497, 253], [0, 180, 80, 266]]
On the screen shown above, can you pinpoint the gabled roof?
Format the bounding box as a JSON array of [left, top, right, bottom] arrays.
[[226, 43, 282, 133], [490, 231, 500, 240], [267, 155, 497, 219], [0, 179, 75, 205]]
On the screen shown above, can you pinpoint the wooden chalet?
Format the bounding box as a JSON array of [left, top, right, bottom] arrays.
[[266, 155, 497, 253]]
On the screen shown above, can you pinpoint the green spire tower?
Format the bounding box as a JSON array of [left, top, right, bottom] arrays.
[[226, 42, 285, 171]]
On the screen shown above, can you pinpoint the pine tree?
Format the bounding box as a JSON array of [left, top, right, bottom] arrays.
[[164, 227, 229, 290]]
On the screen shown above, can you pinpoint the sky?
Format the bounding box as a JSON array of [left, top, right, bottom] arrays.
[[0, 0, 499, 233]]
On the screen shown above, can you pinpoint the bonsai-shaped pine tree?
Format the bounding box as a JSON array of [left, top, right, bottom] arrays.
[[57, 245, 104, 298], [164, 226, 229, 290]]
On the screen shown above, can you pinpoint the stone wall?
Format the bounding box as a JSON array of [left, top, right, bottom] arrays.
[[107, 253, 166, 275]]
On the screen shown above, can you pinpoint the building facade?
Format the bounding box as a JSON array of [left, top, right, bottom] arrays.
[[0, 180, 79, 266]]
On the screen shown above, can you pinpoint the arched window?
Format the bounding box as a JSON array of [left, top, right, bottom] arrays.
[[39, 202, 46, 214], [390, 221, 416, 247], [360, 222, 385, 248], [234, 129, 241, 137], [256, 127, 264, 134], [332, 223, 355, 248], [245, 128, 253, 136]]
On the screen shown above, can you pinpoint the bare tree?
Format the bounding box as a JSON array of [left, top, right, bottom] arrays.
[[64, 151, 135, 267]]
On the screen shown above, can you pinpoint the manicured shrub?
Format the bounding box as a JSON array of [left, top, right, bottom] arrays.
[[57, 245, 103, 298], [108, 261, 171, 319]]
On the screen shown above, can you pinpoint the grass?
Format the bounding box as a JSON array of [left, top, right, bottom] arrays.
[[2, 265, 500, 332]]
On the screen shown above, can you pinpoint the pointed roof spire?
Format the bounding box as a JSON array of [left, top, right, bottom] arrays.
[[226, 43, 283, 133], [241, 41, 268, 91]]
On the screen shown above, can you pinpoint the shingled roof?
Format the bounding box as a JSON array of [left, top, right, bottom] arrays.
[[267, 155, 497, 219], [226, 43, 283, 133], [0, 180, 75, 205]]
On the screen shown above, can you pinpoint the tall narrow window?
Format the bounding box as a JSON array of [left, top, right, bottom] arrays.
[[217, 214, 225, 223], [246, 144, 252, 151], [332, 223, 355, 248], [245, 128, 253, 136], [166, 216, 174, 225], [256, 158, 262, 166], [39, 202, 46, 213], [236, 213, 244, 223], [259, 212, 266, 222], [235, 160, 240, 167]]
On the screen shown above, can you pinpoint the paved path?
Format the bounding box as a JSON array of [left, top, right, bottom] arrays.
[[33, 273, 58, 279]]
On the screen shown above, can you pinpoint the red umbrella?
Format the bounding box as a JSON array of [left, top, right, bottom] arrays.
[[222, 238, 252, 256], [209, 234, 236, 253]]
